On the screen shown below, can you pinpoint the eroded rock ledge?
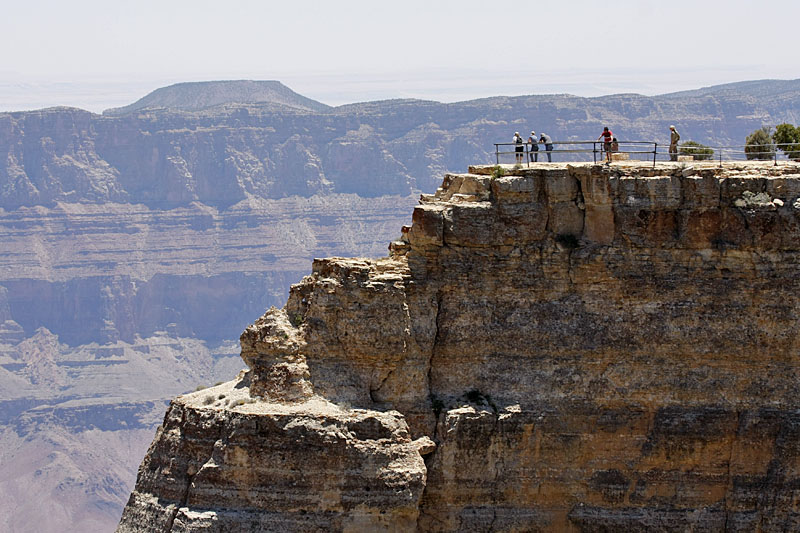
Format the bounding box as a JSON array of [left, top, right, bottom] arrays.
[[119, 162, 800, 532]]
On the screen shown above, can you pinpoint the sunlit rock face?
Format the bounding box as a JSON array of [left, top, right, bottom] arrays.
[[8, 79, 800, 532], [120, 161, 800, 532]]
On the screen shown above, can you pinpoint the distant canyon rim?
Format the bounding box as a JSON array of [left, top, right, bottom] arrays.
[[2, 78, 800, 532]]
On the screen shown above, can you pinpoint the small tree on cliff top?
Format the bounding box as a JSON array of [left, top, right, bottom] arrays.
[[679, 141, 714, 160], [744, 127, 775, 160], [773, 123, 800, 160]]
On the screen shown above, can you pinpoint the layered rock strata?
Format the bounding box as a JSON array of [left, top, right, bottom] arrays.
[[120, 161, 800, 531]]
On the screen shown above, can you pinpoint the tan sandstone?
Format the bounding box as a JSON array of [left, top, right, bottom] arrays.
[[119, 161, 800, 532]]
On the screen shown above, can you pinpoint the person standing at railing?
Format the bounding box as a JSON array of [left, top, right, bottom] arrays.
[[527, 131, 539, 162], [669, 125, 680, 161], [513, 132, 524, 164], [598, 127, 614, 163], [539, 132, 553, 162]]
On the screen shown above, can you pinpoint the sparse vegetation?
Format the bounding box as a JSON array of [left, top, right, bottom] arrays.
[[679, 141, 714, 160], [229, 397, 256, 408], [745, 127, 775, 160], [203, 395, 215, 405], [491, 165, 506, 180], [194, 385, 207, 392], [773, 123, 800, 160]]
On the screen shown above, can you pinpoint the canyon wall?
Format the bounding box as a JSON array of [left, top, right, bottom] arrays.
[[5, 79, 800, 531], [120, 160, 800, 531]]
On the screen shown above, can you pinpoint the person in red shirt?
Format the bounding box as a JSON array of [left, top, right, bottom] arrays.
[[598, 126, 613, 163]]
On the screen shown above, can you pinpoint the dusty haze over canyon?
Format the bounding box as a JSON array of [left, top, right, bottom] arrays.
[[2, 79, 800, 531]]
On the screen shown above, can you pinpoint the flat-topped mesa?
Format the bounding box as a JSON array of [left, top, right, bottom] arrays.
[[120, 162, 800, 532]]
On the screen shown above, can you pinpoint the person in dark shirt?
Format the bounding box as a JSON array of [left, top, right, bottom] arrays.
[[528, 131, 539, 162], [513, 132, 524, 164], [539, 133, 553, 162]]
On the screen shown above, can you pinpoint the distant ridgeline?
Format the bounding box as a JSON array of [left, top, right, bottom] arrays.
[[2, 79, 800, 533], [1, 79, 800, 209]]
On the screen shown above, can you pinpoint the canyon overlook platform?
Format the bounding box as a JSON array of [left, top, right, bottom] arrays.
[[119, 161, 800, 532]]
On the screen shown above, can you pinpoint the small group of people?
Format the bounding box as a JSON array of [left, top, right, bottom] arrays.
[[513, 131, 553, 163], [512, 125, 681, 163]]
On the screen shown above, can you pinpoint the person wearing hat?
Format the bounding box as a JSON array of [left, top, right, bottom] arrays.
[[527, 130, 539, 162], [539, 132, 553, 162], [669, 125, 680, 161], [513, 131, 524, 163]]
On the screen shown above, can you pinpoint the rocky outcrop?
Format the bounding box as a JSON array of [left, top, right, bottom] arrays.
[[116, 374, 434, 533], [10, 79, 800, 533], [120, 160, 800, 531]]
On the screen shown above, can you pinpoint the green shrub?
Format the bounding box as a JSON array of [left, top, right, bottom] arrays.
[[491, 165, 506, 180], [745, 127, 775, 160], [773, 123, 800, 160], [679, 141, 714, 160]]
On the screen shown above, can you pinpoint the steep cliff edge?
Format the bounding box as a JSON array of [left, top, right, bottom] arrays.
[[119, 161, 800, 532]]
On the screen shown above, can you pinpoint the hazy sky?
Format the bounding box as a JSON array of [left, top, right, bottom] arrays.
[[1, 0, 798, 112]]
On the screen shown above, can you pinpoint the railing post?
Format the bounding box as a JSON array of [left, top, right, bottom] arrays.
[[653, 142, 657, 168], [593, 142, 597, 164], [495, 144, 499, 165], [719, 147, 722, 169]]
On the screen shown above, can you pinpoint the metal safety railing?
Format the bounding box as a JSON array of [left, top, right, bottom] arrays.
[[494, 141, 800, 168], [495, 141, 659, 167], [707, 143, 800, 166]]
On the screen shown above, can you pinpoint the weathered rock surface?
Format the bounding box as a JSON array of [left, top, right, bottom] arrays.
[[10, 79, 800, 532], [116, 374, 434, 533], [121, 161, 800, 531]]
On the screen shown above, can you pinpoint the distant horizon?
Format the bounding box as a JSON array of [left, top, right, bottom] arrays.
[[4, 0, 798, 113], [1, 70, 794, 115]]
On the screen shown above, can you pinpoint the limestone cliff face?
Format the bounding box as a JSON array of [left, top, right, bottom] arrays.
[[119, 161, 800, 532]]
